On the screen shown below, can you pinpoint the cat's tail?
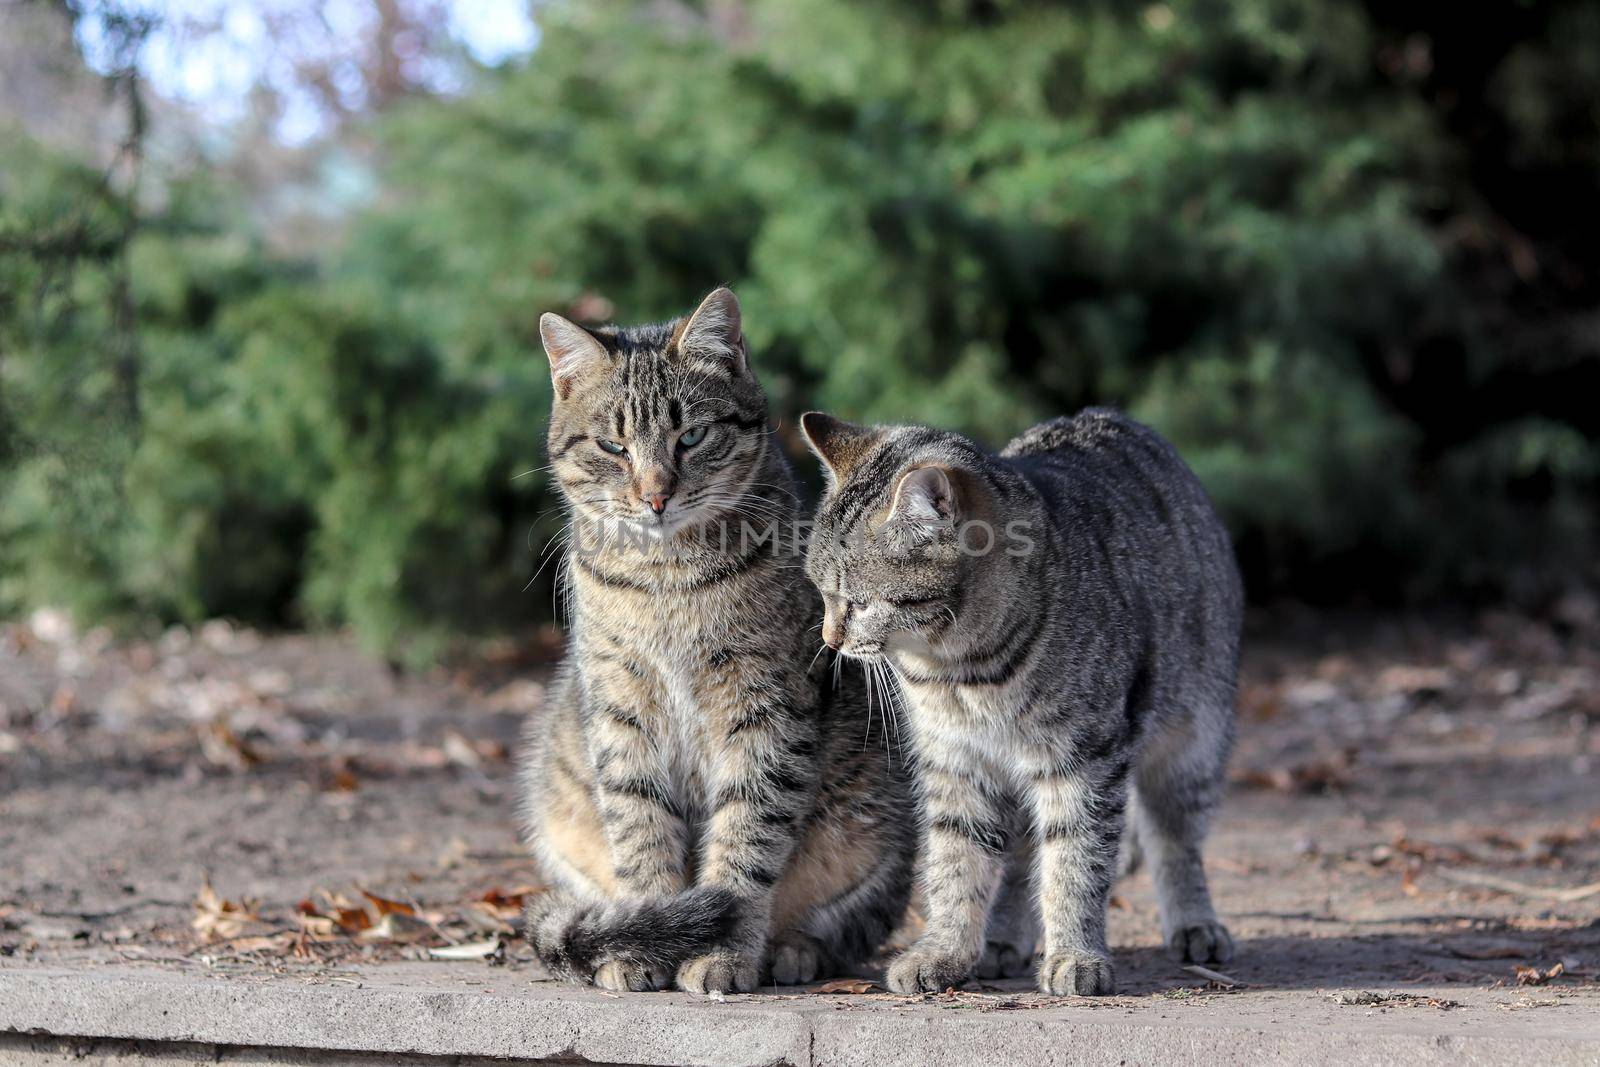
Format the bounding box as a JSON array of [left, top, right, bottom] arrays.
[[525, 886, 742, 984]]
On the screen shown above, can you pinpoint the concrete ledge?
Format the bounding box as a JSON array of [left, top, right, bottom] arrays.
[[3, 965, 1598, 1066], [0, 1034, 520, 1067], [0, 968, 807, 1065]]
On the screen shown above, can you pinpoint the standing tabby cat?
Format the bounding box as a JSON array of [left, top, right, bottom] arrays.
[[800, 407, 1242, 996], [519, 289, 914, 994]]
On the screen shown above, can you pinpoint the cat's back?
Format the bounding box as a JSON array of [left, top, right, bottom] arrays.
[[1000, 407, 1151, 464], [1000, 408, 1189, 504], [999, 408, 1240, 609]]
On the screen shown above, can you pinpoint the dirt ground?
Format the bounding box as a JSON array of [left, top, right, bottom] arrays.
[[2, 604, 1598, 1015]]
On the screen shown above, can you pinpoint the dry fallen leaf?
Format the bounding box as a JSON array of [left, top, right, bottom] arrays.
[[192, 880, 262, 942], [442, 731, 482, 768], [358, 888, 416, 917], [428, 937, 503, 961], [294, 908, 340, 940], [1476, 829, 1528, 851], [1232, 751, 1355, 794], [198, 722, 261, 771], [357, 912, 433, 943], [293, 887, 432, 942], [462, 908, 516, 935], [225, 932, 297, 954], [1388, 834, 1477, 865], [1331, 991, 1458, 1009], [334, 907, 373, 933], [477, 885, 541, 918], [297, 891, 374, 934], [815, 978, 883, 994], [322, 758, 359, 793], [49, 684, 77, 718], [1514, 962, 1565, 986]]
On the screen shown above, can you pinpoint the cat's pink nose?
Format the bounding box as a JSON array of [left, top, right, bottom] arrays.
[[822, 618, 845, 650], [645, 492, 670, 515]]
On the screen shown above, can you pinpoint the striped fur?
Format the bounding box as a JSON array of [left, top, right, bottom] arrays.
[[801, 408, 1243, 996], [519, 290, 915, 993]]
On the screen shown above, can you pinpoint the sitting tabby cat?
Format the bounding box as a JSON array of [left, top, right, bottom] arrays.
[[799, 407, 1242, 996], [519, 289, 914, 994]]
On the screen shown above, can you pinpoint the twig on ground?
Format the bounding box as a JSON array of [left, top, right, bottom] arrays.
[[1182, 964, 1245, 988], [32, 900, 188, 921], [1431, 868, 1600, 903]]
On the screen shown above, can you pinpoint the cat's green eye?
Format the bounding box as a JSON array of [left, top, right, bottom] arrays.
[[678, 425, 708, 448], [597, 439, 626, 455]]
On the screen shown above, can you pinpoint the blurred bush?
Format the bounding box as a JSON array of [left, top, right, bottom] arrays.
[[2, 0, 1597, 661]]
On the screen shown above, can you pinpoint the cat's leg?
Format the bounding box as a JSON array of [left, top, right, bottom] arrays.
[[1134, 711, 1234, 964], [573, 677, 693, 991], [765, 852, 897, 986], [677, 667, 819, 994], [760, 710, 918, 986], [764, 931, 831, 987], [523, 738, 679, 990], [525, 692, 673, 989], [974, 817, 1037, 979], [884, 748, 1009, 994], [581, 685, 690, 901], [767, 820, 916, 984], [1029, 750, 1129, 996], [523, 700, 619, 902], [1116, 788, 1144, 878]]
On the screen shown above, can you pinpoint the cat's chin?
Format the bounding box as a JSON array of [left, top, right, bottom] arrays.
[[886, 631, 938, 657], [881, 634, 947, 676]]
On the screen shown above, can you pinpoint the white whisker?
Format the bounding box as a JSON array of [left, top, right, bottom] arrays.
[[512, 462, 556, 481]]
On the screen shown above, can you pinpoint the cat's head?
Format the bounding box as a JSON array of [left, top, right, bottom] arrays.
[[541, 288, 769, 532], [800, 413, 980, 660]]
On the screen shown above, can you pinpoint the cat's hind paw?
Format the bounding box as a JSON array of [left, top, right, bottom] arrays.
[[972, 939, 1034, 979], [767, 934, 824, 985]]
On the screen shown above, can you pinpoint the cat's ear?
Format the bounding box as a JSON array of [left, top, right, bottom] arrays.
[[800, 411, 881, 482], [539, 312, 608, 401], [673, 287, 747, 374], [890, 466, 958, 523]]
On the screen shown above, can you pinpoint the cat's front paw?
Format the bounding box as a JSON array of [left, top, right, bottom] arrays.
[[677, 950, 759, 994], [593, 959, 671, 992], [973, 939, 1034, 979], [885, 946, 972, 994], [767, 934, 824, 985], [1039, 951, 1115, 996], [1167, 921, 1234, 965]]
